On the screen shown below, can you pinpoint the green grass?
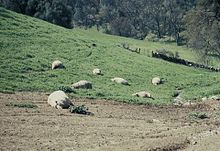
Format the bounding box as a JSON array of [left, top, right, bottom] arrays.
[[6, 102, 38, 108], [1, 7, 220, 105], [189, 112, 209, 119]]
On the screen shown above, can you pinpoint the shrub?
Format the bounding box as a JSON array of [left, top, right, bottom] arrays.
[[58, 86, 74, 93], [189, 112, 208, 119], [144, 33, 159, 42], [6, 102, 38, 108], [175, 51, 180, 58], [159, 36, 176, 43], [172, 90, 180, 97], [69, 105, 91, 115], [155, 48, 174, 57], [96, 91, 105, 97], [121, 42, 130, 49]]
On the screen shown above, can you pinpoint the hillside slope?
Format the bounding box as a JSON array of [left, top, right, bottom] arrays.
[[0, 7, 220, 104]]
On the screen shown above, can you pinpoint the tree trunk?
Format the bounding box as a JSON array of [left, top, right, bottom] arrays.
[[175, 33, 180, 46]]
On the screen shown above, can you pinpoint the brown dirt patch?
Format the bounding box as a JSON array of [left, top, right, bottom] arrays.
[[0, 92, 220, 151]]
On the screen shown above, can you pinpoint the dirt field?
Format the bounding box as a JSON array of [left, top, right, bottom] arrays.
[[0, 92, 220, 151]]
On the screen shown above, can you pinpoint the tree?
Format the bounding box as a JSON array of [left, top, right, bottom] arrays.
[[46, 0, 73, 28], [0, 0, 197, 42], [163, 0, 196, 45], [105, 0, 142, 38], [26, 0, 73, 28], [73, 0, 99, 28], [185, 0, 220, 59], [1, 0, 28, 13], [142, 0, 167, 39]]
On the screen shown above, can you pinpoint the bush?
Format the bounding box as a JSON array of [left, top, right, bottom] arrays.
[[58, 86, 74, 93], [96, 92, 105, 97], [6, 102, 38, 108], [159, 36, 175, 43], [155, 48, 174, 57], [172, 90, 180, 97], [121, 42, 130, 49], [69, 105, 91, 115], [175, 51, 180, 58], [189, 112, 208, 119], [144, 33, 159, 42]]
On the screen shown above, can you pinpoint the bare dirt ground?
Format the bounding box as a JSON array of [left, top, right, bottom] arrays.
[[1, 92, 220, 151]]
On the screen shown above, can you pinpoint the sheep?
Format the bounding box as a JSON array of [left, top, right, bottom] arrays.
[[132, 91, 153, 99], [52, 60, 65, 70], [72, 80, 92, 89], [93, 68, 102, 75], [111, 77, 129, 85], [152, 77, 161, 85], [48, 90, 73, 109]]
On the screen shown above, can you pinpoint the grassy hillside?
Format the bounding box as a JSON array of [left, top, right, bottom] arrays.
[[0, 7, 220, 104]]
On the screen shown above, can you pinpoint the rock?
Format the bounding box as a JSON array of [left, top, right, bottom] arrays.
[[183, 101, 196, 107], [52, 60, 65, 70], [48, 90, 73, 109], [152, 119, 160, 123], [72, 80, 92, 89], [132, 91, 152, 98], [173, 90, 181, 97], [202, 97, 208, 101], [111, 77, 129, 85], [152, 77, 161, 85], [209, 96, 220, 100], [93, 68, 102, 75], [173, 96, 184, 106]]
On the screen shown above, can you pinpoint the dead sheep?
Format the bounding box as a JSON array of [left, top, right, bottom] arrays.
[[152, 77, 161, 85], [52, 60, 65, 70], [48, 90, 73, 109], [72, 80, 92, 89], [132, 91, 153, 99], [111, 77, 129, 85], [93, 68, 103, 75]]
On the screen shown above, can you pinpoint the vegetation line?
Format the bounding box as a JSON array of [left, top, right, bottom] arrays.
[[152, 51, 220, 72], [1, 7, 220, 104]]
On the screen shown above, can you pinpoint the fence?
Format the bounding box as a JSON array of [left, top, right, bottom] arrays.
[[152, 51, 220, 72]]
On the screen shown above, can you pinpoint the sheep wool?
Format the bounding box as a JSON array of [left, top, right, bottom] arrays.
[[48, 90, 73, 109], [72, 80, 92, 89], [93, 68, 102, 75], [152, 77, 161, 85], [52, 60, 64, 69], [111, 77, 129, 85], [132, 91, 152, 98]]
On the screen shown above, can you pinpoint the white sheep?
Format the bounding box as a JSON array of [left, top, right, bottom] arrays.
[[93, 68, 102, 75], [72, 80, 92, 89], [132, 91, 152, 98], [48, 90, 73, 109], [51, 60, 65, 70], [152, 77, 161, 85], [111, 77, 129, 85]]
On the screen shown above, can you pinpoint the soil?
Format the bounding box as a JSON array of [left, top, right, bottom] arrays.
[[1, 92, 220, 151]]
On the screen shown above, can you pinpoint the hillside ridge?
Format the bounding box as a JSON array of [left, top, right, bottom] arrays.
[[1, 7, 220, 104]]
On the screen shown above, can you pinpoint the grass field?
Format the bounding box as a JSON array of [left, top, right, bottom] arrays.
[[0, 7, 220, 104]]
